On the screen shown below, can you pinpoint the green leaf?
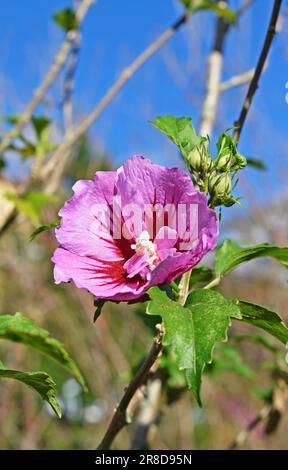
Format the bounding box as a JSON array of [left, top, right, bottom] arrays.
[[0, 361, 61, 417], [189, 266, 214, 288], [31, 116, 50, 140], [234, 301, 288, 346], [0, 114, 21, 125], [5, 192, 58, 226], [215, 130, 238, 160], [30, 218, 60, 241], [215, 239, 288, 277], [149, 115, 202, 161], [53, 8, 78, 32], [0, 313, 86, 390], [181, 0, 236, 23], [147, 286, 241, 404], [233, 333, 278, 354], [31, 116, 55, 154], [93, 300, 106, 322], [246, 158, 267, 170], [5, 141, 36, 158], [210, 344, 255, 379]]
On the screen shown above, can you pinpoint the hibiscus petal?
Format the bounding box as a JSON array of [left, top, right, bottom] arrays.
[[115, 156, 197, 238], [55, 172, 124, 261], [52, 248, 148, 301]]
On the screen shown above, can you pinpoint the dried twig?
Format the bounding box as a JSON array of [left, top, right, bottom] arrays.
[[233, 0, 283, 141], [0, 0, 95, 155], [96, 327, 163, 450]]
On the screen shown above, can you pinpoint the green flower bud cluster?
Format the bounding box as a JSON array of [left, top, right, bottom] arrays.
[[183, 130, 247, 209], [205, 134, 247, 207]]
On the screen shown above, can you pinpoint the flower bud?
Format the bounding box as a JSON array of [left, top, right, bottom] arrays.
[[202, 153, 212, 173], [187, 147, 202, 172], [215, 152, 232, 172], [231, 153, 247, 170], [209, 171, 232, 197], [208, 171, 218, 193]]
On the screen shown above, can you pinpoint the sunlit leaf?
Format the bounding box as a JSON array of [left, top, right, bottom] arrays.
[[5, 192, 58, 226], [53, 8, 78, 32], [149, 115, 203, 162], [215, 239, 288, 277], [147, 286, 241, 404], [181, 0, 236, 23], [246, 158, 267, 170], [0, 313, 86, 390], [30, 218, 60, 241], [0, 361, 61, 417], [233, 301, 288, 346]]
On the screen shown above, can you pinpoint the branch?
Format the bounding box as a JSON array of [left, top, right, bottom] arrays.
[[0, 0, 95, 155], [237, 0, 257, 16], [199, 0, 255, 137], [41, 13, 190, 192], [228, 376, 288, 449], [0, 9, 189, 234], [228, 404, 271, 450], [233, 0, 283, 142], [219, 69, 255, 92], [96, 327, 163, 450], [199, 4, 229, 137], [130, 375, 162, 450]]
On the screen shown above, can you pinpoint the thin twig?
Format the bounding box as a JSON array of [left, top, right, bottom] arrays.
[[233, 0, 283, 142], [228, 376, 288, 449], [237, 0, 257, 16], [0, 0, 95, 155], [96, 327, 163, 450], [219, 69, 255, 92], [228, 404, 271, 450], [41, 13, 190, 191]]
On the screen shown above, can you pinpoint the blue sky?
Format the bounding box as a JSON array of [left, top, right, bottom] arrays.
[[0, 0, 287, 215]]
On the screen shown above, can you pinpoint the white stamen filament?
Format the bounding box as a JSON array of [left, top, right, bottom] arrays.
[[131, 230, 158, 271]]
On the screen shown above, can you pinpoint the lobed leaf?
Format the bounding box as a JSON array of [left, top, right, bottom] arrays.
[[147, 286, 241, 404], [149, 115, 202, 161]]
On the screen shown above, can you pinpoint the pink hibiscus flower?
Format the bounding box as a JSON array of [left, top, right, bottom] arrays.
[[52, 156, 218, 301]]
